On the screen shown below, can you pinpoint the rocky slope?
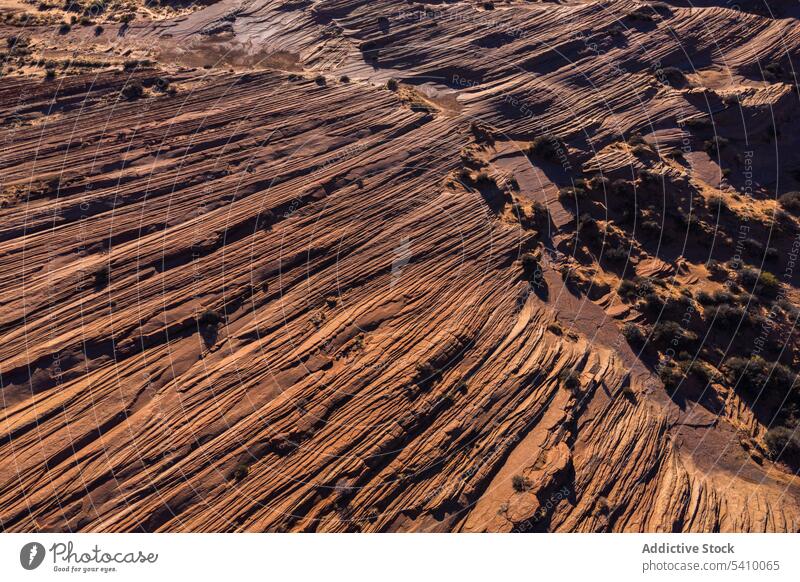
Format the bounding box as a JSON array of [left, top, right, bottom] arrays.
[[1, 0, 799, 532]]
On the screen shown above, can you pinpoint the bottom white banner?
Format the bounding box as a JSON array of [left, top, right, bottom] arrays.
[[1, 533, 798, 581]]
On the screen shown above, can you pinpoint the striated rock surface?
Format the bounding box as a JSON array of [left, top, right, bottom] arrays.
[[1, 0, 799, 532]]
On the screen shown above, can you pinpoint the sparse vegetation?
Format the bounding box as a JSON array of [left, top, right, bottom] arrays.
[[723, 356, 796, 402], [658, 66, 685, 86], [651, 321, 697, 350], [779, 191, 800, 215], [386, 78, 398, 91], [622, 323, 646, 346], [93, 264, 110, 288], [658, 362, 685, 389], [765, 426, 800, 464], [197, 308, 223, 328], [558, 368, 580, 390], [121, 79, 143, 100], [527, 133, 562, 161], [704, 136, 729, 155], [521, 252, 540, 279], [512, 474, 531, 492]]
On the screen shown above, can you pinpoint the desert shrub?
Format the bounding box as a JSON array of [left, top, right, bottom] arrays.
[[94, 24, 103, 35], [721, 93, 740, 106], [93, 264, 110, 288], [618, 279, 638, 300], [713, 290, 736, 304], [707, 193, 729, 212], [527, 134, 562, 161], [622, 323, 646, 346], [663, 293, 694, 318], [637, 168, 659, 185], [779, 191, 800, 215], [639, 219, 661, 238], [764, 426, 800, 464], [610, 179, 631, 197], [469, 121, 495, 145], [651, 321, 697, 350], [688, 361, 722, 384], [121, 79, 143, 100], [512, 475, 531, 492], [740, 267, 780, 297], [777, 298, 799, 318], [339, 74, 350, 83], [723, 356, 796, 400], [386, 78, 398, 91], [627, 132, 646, 146], [757, 271, 781, 295], [604, 244, 629, 263], [684, 116, 711, 129], [587, 175, 610, 191], [414, 361, 439, 388], [197, 308, 223, 327], [627, 8, 655, 21], [704, 136, 729, 154], [521, 252, 540, 279], [559, 368, 581, 390], [315, 74, 326, 86], [577, 212, 597, 235], [58, 22, 71, 34], [696, 291, 714, 305], [764, 62, 783, 82], [558, 186, 586, 201], [658, 66, 685, 86], [706, 259, 727, 280], [714, 303, 754, 329], [658, 362, 685, 389]]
